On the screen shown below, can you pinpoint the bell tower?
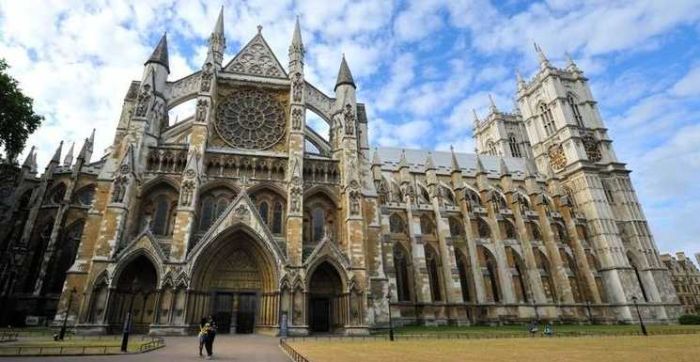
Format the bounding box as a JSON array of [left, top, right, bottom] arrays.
[[516, 44, 678, 321]]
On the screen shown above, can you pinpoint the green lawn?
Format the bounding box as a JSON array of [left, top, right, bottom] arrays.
[[383, 323, 700, 337], [290, 334, 700, 362], [0, 336, 160, 355]]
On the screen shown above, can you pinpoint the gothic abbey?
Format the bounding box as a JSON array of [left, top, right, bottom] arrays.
[[0, 11, 681, 335]]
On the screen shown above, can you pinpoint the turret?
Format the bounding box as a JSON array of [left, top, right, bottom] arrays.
[[371, 148, 382, 181], [134, 34, 169, 133], [425, 152, 437, 186], [206, 7, 226, 68], [63, 142, 74, 167], [449, 146, 463, 189], [288, 16, 304, 71], [334, 55, 357, 107], [398, 149, 410, 184], [533, 42, 551, 71]]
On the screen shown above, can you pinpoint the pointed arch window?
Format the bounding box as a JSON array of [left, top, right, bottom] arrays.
[[272, 201, 283, 234], [540, 103, 556, 136], [486, 140, 497, 156], [425, 246, 442, 302], [420, 215, 434, 235], [259, 201, 269, 224], [567, 94, 583, 127], [449, 217, 464, 237], [477, 218, 491, 239], [508, 133, 522, 157], [456, 252, 471, 302], [393, 244, 412, 302], [152, 195, 172, 236], [390, 213, 406, 234], [312, 207, 325, 242]]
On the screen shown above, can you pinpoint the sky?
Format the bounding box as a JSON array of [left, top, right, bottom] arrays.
[[0, 0, 699, 258]]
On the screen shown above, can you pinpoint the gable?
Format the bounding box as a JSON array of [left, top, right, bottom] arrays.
[[224, 33, 287, 79]]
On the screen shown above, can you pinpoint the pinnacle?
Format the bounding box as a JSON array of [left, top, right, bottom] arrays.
[[335, 55, 356, 91], [51, 141, 63, 164], [425, 152, 435, 171], [214, 6, 224, 35], [292, 16, 303, 47], [533, 42, 550, 68], [398, 149, 408, 169], [22, 146, 35, 168], [145, 33, 170, 73], [499, 158, 510, 176], [476, 155, 487, 175], [64, 142, 75, 166], [372, 147, 381, 166], [450, 145, 461, 172], [488, 94, 498, 113]]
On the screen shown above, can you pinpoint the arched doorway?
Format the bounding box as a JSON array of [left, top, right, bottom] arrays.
[[109, 255, 159, 334], [191, 228, 279, 334], [308, 261, 344, 333]]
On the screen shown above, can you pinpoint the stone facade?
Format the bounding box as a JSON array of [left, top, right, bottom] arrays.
[[661, 252, 700, 314], [0, 15, 681, 334]]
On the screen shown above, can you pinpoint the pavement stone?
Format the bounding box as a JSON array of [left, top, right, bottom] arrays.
[[19, 334, 289, 362]]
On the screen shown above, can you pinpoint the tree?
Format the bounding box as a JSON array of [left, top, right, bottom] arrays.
[[0, 59, 43, 163]]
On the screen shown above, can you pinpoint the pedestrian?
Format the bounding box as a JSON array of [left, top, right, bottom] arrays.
[[198, 317, 207, 357], [206, 315, 217, 358], [202, 322, 213, 359]]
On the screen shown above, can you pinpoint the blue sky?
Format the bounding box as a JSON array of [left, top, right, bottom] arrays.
[[1, 0, 699, 258]]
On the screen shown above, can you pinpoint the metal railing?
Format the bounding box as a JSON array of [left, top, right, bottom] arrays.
[[138, 337, 165, 352], [0, 332, 18, 343], [0, 336, 164, 357], [279, 338, 310, 362]]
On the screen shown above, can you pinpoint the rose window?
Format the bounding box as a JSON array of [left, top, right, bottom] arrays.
[[215, 89, 286, 149]]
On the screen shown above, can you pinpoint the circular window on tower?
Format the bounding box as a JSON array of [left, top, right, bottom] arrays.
[[214, 88, 286, 150]]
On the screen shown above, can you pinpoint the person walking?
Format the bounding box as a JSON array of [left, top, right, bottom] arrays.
[[205, 315, 217, 359], [202, 322, 214, 359], [198, 317, 207, 357]]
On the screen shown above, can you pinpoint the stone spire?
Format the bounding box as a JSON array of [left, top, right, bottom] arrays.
[[372, 147, 381, 166], [22, 146, 35, 170], [488, 94, 498, 114], [472, 109, 480, 129], [565, 52, 581, 73], [63, 142, 74, 166], [335, 55, 356, 91], [145, 33, 170, 73], [398, 149, 408, 169], [77, 129, 95, 163], [290, 16, 304, 53], [475, 155, 487, 175], [499, 158, 510, 176], [425, 152, 435, 171], [533, 42, 550, 70], [50, 141, 63, 166], [516, 70, 526, 90], [207, 7, 226, 66], [450, 145, 460, 172]]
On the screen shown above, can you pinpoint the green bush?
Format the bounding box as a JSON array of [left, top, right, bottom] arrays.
[[678, 314, 700, 325]]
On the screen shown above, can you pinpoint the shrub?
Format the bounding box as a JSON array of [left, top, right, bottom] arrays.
[[678, 314, 700, 325]]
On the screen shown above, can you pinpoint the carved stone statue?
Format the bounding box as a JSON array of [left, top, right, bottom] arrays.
[[200, 62, 213, 92], [196, 99, 208, 123], [135, 85, 151, 117], [292, 72, 303, 102], [344, 104, 355, 136]]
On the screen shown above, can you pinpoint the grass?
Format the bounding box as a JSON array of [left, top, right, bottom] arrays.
[[0, 336, 159, 355], [290, 334, 700, 362], [386, 323, 700, 337]]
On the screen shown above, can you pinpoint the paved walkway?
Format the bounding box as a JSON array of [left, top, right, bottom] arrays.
[[31, 334, 289, 362]]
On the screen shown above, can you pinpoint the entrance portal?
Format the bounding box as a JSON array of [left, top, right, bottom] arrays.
[[191, 228, 279, 335], [308, 262, 344, 333]]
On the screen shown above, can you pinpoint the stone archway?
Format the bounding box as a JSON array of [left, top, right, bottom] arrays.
[[307, 261, 345, 333], [190, 228, 279, 334], [108, 255, 159, 334]]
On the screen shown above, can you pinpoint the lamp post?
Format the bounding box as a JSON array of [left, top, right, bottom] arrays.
[[631, 296, 647, 336], [120, 277, 141, 352], [58, 287, 77, 341], [386, 290, 394, 342]]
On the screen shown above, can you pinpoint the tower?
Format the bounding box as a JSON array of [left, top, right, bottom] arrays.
[[473, 94, 532, 158], [515, 44, 678, 320]]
